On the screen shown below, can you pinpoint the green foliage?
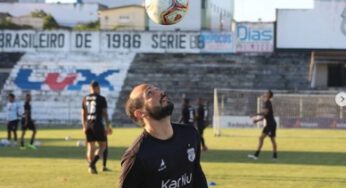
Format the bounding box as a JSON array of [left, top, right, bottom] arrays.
[[31, 10, 49, 18], [0, 19, 33, 30], [43, 15, 59, 30], [31, 10, 59, 29], [73, 21, 100, 31]]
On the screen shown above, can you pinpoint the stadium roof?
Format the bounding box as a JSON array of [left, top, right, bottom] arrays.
[[82, 0, 143, 8], [99, 4, 144, 12]]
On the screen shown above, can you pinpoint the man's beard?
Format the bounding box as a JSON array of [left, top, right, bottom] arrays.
[[145, 101, 174, 120]]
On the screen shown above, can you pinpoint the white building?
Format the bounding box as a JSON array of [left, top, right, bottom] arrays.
[[0, 3, 105, 27], [0, 0, 235, 31], [276, 0, 346, 88]]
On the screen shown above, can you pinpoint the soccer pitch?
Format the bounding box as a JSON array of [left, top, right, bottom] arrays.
[[0, 127, 346, 188]]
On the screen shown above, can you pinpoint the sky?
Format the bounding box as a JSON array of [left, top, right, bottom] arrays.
[[45, 0, 314, 22], [234, 0, 314, 21]]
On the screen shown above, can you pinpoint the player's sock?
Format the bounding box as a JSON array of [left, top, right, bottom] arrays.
[[30, 139, 34, 145], [103, 147, 108, 167], [273, 152, 278, 159], [90, 155, 100, 167], [20, 140, 24, 147], [254, 151, 260, 157]]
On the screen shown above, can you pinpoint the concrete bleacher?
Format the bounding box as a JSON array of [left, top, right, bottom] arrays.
[[0, 52, 135, 125], [0, 53, 24, 114], [113, 52, 311, 125], [0, 51, 311, 126]]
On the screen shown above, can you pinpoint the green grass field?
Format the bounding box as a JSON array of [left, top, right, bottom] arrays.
[[1, 127, 346, 188]]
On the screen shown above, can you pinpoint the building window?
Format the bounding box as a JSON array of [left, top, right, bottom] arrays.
[[119, 15, 130, 23], [328, 64, 346, 87], [202, 0, 207, 9]]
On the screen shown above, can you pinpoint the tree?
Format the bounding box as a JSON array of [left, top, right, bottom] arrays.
[[31, 10, 59, 29], [73, 21, 100, 31]]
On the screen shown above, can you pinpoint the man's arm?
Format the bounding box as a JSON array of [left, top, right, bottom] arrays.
[[102, 97, 112, 134], [193, 129, 208, 188], [251, 102, 269, 123], [81, 97, 87, 133], [252, 116, 264, 123], [120, 155, 144, 188], [254, 109, 269, 117], [102, 108, 110, 127], [119, 136, 145, 188], [16, 103, 21, 119], [252, 107, 269, 117], [196, 106, 203, 121], [23, 104, 29, 126], [179, 108, 185, 123], [102, 108, 112, 135]]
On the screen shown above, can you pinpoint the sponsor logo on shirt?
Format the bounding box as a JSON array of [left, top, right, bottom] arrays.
[[161, 173, 192, 188], [187, 148, 195, 162], [158, 159, 167, 172]]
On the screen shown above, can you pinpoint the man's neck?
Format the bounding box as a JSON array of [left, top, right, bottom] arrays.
[[144, 117, 173, 140]]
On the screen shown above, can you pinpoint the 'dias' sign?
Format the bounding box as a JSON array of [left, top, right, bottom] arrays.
[[235, 22, 274, 53]]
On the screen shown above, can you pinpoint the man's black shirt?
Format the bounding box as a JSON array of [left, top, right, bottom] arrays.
[[120, 123, 208, 188], [196, 104, 208, 128], [24, 102, 32, 120], [181, 106, 195, 124], [262, 100, 276, 126], [82, 93, 107, 128]]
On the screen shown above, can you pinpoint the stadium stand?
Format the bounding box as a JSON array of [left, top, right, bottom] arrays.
[[113, 52, 311, 125], [0, 51, 314, 126], [0, 53, 24, 113], [0, 52, 135, 126]]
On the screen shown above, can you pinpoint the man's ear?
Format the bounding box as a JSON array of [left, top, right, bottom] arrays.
[[134, 110, 144, 119]]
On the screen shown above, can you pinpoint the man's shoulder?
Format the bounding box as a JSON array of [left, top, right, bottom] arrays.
[[266, 100, 272, 106], [84, 94, 92, 99], [172, 123, 198, 134], [121, 131, 147, 163], [99, 95, 107, 101]]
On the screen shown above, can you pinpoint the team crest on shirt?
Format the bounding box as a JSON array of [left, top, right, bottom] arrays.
[[187, 148, 196, 162]]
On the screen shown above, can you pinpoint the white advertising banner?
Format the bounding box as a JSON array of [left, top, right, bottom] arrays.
[[236, 22, 274, 52], [0, 30, 235, 53], [216, 115, 280, 128], [0, 30, 70, 52], [277, 0, 346, 49], [70, 31, 99, 52]]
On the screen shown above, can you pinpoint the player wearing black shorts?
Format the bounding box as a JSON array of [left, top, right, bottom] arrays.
[[20, 94, 37, 150], [196, 97, 208, 151], [6, 93, 20, 146], [120, 84, 208, 188], [81, 81, 111, 174], [248, 90, 278, 160], [179, 98, 195, 126]]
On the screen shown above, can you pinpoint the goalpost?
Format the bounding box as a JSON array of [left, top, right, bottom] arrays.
[[213, 88, 345, 136]]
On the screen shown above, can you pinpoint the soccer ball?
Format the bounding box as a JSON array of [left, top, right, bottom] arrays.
[[145, 0, 189, 25], [0, 139, 10, 147], [34, 140, 41, 146], [76, 140, 85, 147]]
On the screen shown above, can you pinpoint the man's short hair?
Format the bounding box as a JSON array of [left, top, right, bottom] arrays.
[[8, 93, 15, 98], [125, 84, 149, 127], [125, 96, 145, 127], [183, 98, 190, 106], [268, 90, 273, 98], [90, 80, 99, 88]]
